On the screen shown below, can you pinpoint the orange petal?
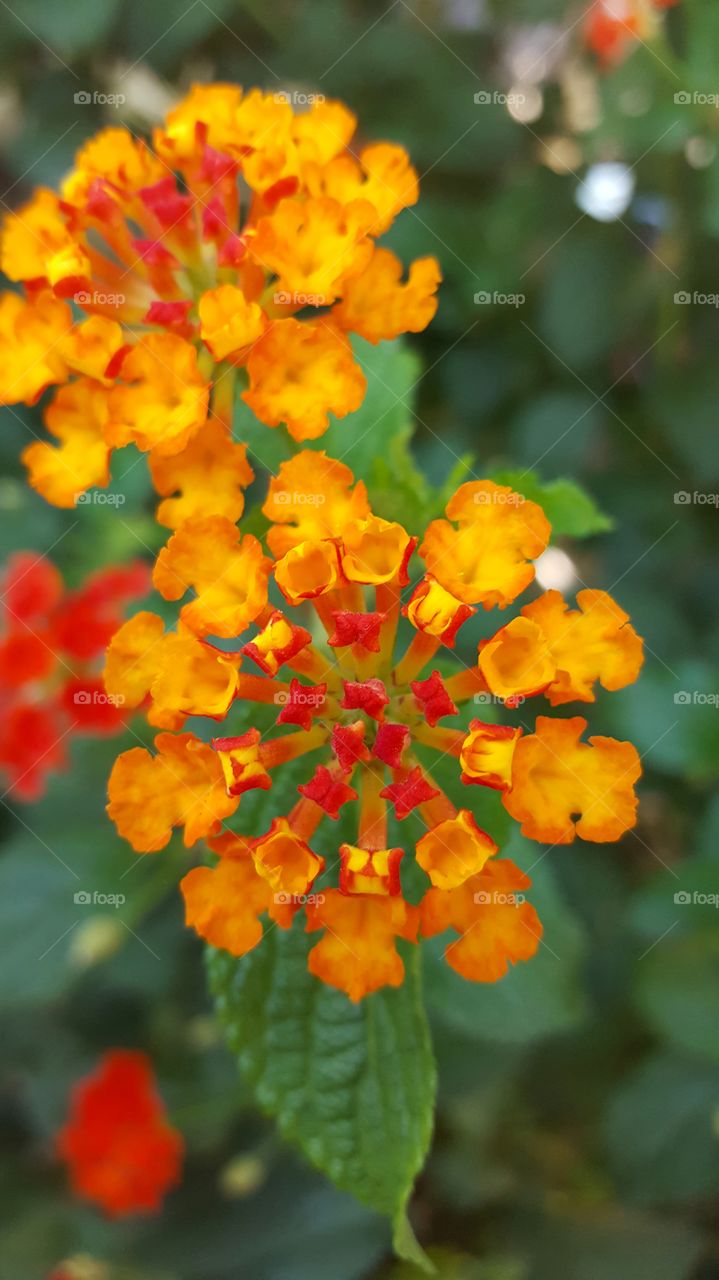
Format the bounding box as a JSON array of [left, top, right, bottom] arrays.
[[263, 450, 369, 558], [198, 285, 266, 362], [1, 188, 77, 283], [420, 857, 542, 982], [274, 539, 343, 605], [22, 377, 111, 508], [252, 817, 324, 897], [479, 616, 556, 701], [341, 515, 414, 586], [334, 248, 440, 343], [520, 589, 644, 705], [305, 890, 418, 1001], [107, 732, 238, 851], [460, 720, 522, 791], [420, 481, 551, 609], [416, 809, 497, 889], [503, 714, 641, 843], [107, 333, 209, 456], [0, 291, 71, 406], [149, 418, 254, 529], [250, 196, 374, 304], [103, 611, 166, 709], [181, 853, 273, 957], [243, 319, 366, 442], [153, 515, 271, 638]]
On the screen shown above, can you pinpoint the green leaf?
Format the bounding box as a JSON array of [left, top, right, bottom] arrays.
[[490, 468, 614, 538], [207, 917, 436, 1267], [635, 930, 719, 1063], [604, 1052, 719, 1204]]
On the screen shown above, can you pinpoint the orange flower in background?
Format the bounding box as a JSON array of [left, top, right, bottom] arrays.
[[57, 1050, 183, 1217], [1, 85, 440, 519], [585, 0, 678, 65], [106, 463, 644, 1001], [0, 551, 149, 800]]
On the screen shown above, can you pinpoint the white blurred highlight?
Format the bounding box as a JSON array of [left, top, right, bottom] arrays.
[[575, 162, 635, 223], [534, 546, 578, 592]]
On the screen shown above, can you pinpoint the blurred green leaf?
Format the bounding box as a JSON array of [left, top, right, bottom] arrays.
[[490, 468, 614, 537], [635, 929, 719, 1062], [604, 1052, 719, 1203]]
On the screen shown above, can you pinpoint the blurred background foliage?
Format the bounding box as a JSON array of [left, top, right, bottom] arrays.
[[1, 0, 718, 1277]]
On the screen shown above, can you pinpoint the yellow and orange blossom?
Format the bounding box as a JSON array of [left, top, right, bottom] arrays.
[[1, 84, 441, 520], [105, 457, 644, 1002]]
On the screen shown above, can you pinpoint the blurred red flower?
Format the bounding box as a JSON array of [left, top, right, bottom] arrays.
[[57, 1049, 183, 1217], [0, 552, 149, 799]]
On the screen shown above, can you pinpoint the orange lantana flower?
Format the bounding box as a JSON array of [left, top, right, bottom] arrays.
[[106, 460, 643, 1002], [1, 86, 440, 517]]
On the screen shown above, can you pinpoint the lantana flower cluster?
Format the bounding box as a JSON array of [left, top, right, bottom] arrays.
[[104, 454, 643, 1001], [0, 84, 439, 525], [0, 551, 149, 799]]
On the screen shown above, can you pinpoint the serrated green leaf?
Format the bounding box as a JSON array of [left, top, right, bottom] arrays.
[[490, 468, 614, 537], [207, 918, 436, 1265]]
